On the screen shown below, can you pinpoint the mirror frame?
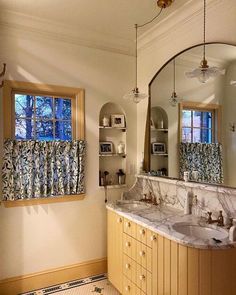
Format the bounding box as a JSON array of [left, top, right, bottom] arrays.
[[144, 41, 236, 185]]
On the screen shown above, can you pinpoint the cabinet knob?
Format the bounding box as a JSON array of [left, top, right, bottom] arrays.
[[139, 274, 145, 281], [126, 222, 131, 228], [125, 263, 130, 269], [139, 229, 145, 235], [125, 285, 130, 291], [125, 241, 131, 247], [139, 250, 145, 257], [117, 217, 122, 223], [151, 235, 157, 241]]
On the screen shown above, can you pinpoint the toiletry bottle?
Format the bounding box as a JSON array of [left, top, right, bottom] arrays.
[[229, 225, 236, 242], [184, 193, 191, 215]]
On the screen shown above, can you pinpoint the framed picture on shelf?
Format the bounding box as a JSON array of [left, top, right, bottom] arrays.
[[111, 114, 125, 128], [152, 142, 166, 154], [99, 141, 113, 154]]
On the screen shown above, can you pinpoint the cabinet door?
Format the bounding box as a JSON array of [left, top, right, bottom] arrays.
[[107, 210, 123, 293]]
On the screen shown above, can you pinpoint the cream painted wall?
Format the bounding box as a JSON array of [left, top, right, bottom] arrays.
[[137, 0, 236, 168], [0, 31, 137, 279]]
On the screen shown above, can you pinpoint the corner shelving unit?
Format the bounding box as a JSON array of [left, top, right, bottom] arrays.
[[99, 102, 127, 188], [150, 106, 169, 176]]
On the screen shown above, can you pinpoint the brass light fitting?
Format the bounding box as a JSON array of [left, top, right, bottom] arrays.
[[157, 0, 174, 8]]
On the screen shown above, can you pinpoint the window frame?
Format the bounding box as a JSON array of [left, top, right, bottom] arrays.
[[179, 101, 221, 144], [3, 80, 85, 141], [13, 91, 74, 141], [2, 80, 85, 206]]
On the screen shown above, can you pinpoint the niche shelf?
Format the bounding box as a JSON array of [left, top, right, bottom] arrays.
[[99, 102, 127, 188], [151, 106, 169, 176]]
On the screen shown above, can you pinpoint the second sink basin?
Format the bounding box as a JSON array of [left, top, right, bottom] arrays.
[[172, 222, 228, 240], [116, 200, 151, 210]]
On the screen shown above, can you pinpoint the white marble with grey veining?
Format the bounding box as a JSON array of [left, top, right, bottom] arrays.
[[107, 201, 235, 249], [107, 174, 236, 249]]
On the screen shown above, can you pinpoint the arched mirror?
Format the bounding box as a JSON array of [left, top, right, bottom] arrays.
[[146, 43, 236, 187]]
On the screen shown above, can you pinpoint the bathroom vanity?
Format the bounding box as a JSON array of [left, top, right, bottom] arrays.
[[107, 175, 236, 295]]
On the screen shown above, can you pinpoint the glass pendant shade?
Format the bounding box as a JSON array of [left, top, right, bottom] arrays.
[[169, 91, 179, 107], [123, 87, 147, 104], [186, 59, 225, 83]]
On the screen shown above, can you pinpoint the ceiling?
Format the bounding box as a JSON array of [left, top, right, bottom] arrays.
[[0, 0, 193, 42]]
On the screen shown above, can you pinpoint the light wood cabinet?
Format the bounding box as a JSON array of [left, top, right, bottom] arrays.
[[107, 209, 236, 295], [107, 210, 123, 293]]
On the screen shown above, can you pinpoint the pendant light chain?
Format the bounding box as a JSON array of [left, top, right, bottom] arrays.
[[173, 59, 176, 92], [135, 24, 138, 90], [203, 0, 206, 61]]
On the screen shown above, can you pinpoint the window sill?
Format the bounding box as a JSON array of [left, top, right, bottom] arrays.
[[1, 194, 85, 208]]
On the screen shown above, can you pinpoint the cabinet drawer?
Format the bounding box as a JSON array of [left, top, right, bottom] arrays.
[[124, 218, 136, 237], [136, 264, 152, 294], [146, 230, 157, 248], [136, 224, 147, 244], [123, 254, 136, 283], [123, 234, 136, 260], [136, 241, 152, 272], [123, 276, 136, 295]]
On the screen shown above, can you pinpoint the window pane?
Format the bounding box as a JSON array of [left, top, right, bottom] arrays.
[[55, 98, 71, 120], [15, 118, 34, 139], [193, 128, 201, 142], [182, 128, 192, 142], [202, 112, 212, 128], [36, 121, 53, 140], [55, 121, 72, 140], [182, 110, 191, 127], [35, 96, 53, 119], [193, 111, 201, 127], [15, 94, 34, 118], [201, 128, 212, 143]]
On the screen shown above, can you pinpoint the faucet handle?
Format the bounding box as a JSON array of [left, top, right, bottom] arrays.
[[207, 211, 212, 223]]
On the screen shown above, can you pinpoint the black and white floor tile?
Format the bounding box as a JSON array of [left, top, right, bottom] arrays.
[[20, 274, 120, 295]]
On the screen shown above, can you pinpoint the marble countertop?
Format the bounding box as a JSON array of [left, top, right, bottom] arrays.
[[106, 201, 236, 250]]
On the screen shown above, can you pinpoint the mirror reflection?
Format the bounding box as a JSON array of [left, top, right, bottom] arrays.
[[150, 43, 236, 187]]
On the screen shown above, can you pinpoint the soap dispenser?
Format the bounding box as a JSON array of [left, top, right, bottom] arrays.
[[229, 225, 236, 242], [184, 192, 192, 215]]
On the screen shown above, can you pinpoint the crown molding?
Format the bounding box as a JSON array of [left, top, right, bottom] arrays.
[[0, 9, 134, 56], [138, 0, 224, 52]]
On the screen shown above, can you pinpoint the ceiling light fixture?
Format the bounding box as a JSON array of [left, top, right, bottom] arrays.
[[169, 59, 182, 107], [123, 0, 174, 103], [185, 0, 225, 83]]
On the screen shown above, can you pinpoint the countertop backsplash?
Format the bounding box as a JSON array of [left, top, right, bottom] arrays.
[[123, 174, 236, 220]]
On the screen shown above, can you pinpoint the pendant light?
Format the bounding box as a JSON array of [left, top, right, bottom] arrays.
[[185, 0, 225, 83], [169, 59, 181, 107], [123, 0, 174, 103]]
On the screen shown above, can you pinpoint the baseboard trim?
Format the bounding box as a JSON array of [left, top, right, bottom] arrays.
[[0, 257, 107, 295]]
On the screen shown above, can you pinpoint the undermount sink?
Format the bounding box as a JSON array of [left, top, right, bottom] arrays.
[[172, 222, 228, 240], [116, 200, 151, 210]]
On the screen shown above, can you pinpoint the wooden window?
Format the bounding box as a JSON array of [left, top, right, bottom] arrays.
[[1, 81, 85, 206], [179, 102, 221, 143], [3, 80, 85, 140]]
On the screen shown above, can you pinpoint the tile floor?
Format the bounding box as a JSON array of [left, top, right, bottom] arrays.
[[20, 274, 120, 295]]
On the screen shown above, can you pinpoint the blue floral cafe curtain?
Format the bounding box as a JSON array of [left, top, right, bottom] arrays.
[[179, 142, 223, 184], [2, 140, 86, 200]]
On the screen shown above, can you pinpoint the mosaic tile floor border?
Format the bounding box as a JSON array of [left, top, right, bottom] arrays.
[[19, 273, 119, 295]]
